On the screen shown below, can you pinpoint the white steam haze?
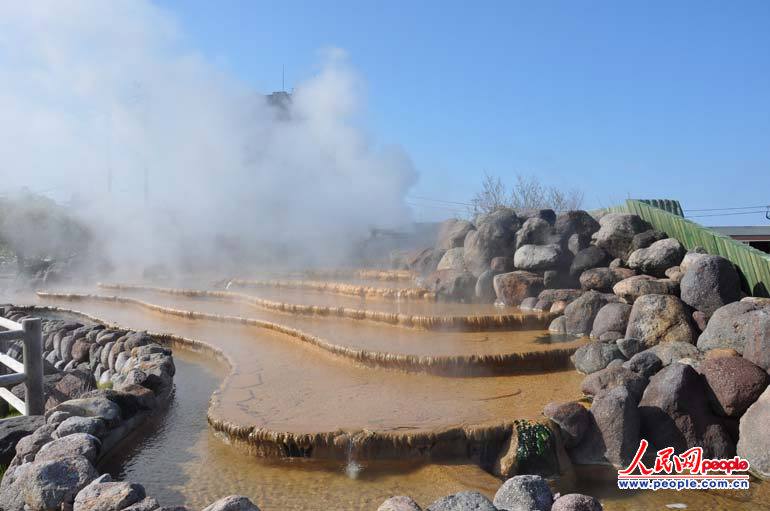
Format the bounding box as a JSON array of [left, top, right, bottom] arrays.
[[0, 1, 417, 276]]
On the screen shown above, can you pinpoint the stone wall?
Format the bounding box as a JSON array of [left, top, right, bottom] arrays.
[[0, 307, 259, 511]]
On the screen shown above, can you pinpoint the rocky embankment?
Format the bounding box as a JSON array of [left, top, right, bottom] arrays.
[[398, 208, 770, 484], [377, 475, 601, 511], [0, 308, 262, 511]]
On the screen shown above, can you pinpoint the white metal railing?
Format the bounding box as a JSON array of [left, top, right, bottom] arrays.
[[0, 308, 44, 417]]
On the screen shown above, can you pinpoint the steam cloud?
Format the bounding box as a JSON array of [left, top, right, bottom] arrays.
[[0, 1, 417, 275]]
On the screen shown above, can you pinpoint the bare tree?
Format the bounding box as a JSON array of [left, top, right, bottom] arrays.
[[470, 174, 583, 217]]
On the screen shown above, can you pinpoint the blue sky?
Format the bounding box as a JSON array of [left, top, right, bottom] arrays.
[[161, 0, 770, 225]]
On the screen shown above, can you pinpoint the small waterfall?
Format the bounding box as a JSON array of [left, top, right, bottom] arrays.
[[344, 438, 363, 479]]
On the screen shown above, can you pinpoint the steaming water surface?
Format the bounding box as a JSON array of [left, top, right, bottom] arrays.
[[36, 292, 584, 433]]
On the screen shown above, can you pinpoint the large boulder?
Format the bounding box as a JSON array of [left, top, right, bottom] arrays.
[[378, 496, 422, 511], [0, 455, 97, 511], [592, 213, 649, 259], [46, 395, 122, 427], [569, 246, 610, 277], [426, 491, 495, 511], [202, 495, 262, 511], [737, 386, 770, 480], [580, 365, 648, 401], [475, 269, 498, 302], [622, 351, 663, 379], [579, 267, 635, 293], [639, 363, 735, 458], [648, 341, 700, 366], [564, 291, 620, 336], [554, 211, 600, 251], [552, 494, 602, 511], [517, 209, 557, 225], [680, 255, 741, 316], [539, 289, 584, 303], [625, 294, 695, 348], [34, 433, 101, 465], [543, 402, 590, 448], [612, 276, 678, 304], [493, 475, 553, 511], [700, 356, 769, 417], [0, 416, 45, 467], [569, 386, 640, 468], [697, 300, 770, 356], [630, 230, 668, 251], [626, 238, 684, 277], [590, 303, 631, 340], [514, 244, 563, 272], [436, 219, 475, 250], [571, 341, 624, 374], [407, 248, 446, 276], [427, 270, 477, 302], [515, 217, 553, 249], [74, 476, 146, 511], [436, 248, 466, 271], [464, 209, 521, 276], [494, 271, 545, 306]]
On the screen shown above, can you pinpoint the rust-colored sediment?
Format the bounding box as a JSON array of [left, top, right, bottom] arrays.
[[97, 283, 554, 332], [38, 291, 579, 376], [300, 269, 416, 282], [31, 295, 584, 460], [227, 278, 436, 301]]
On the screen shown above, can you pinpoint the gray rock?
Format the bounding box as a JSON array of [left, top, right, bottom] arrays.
[[622, 351, 663, 379], [539, 289, 585, 303], [517, 208, 557, 225], [626, 238, 684, 277], [202, 495, 261, 511], [631, 230, 668, 251], [515, 217, 553, 250], [378, 496, 422, 511], [122, 497, 161, 511], [665, 266, 684, 283], [639, 363, 735, 458], [464, 209, 521, 276], [554, 211, 600, 251], [437, 219, 475, 250], [552, 494, 602, 511], [697, 300, 770, 356], [571, 342, 624, 375], [74, 478, 146, 511], [428, 270, 477, 302], [426, 491, 495, 511], [35, 432, 100, 464], [616, 337, 643, 359], [569, 246, 610, 277], [520, 297, 539, 310], [680, 255, 741, 316], [0, 416, 45, 467], [580, 365, 648, 400], [493, 475, 553, 511], [543, 401, 590, 448], [55, 416, 106, 439], [12, 424, 56, 465], [612, 275, 679, 304], [591, 303, 631, 340], [474, 269, 498, 303], [514, 244, 564, 272], [548, 316, 567, 334], [46, 396, 122, 427], [490, 257, 514, 273], [572, 386, 640, 468], [579, 267, 636, 293], [737, 386, 770, 480], [647, 341, 700, 366], [8, 455, 97, 511], [625, 294, 695, 348], [408, 248, 446, 276], [564, 291, 620, 336], [592, 213, 649, 259], [437, 248, 466, 272]]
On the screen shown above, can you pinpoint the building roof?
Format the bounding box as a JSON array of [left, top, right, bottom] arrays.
[[711, 226, 770, 236]]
